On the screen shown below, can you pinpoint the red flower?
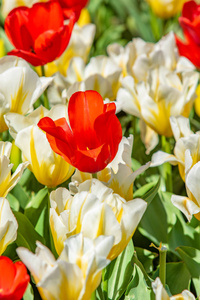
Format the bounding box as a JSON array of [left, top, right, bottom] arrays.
[[38, 91, 122, 173], [176, 0, 200, 68], [0, 256, 30, 300], [57, 0, 89, 21], [4, 1, 75, 66]]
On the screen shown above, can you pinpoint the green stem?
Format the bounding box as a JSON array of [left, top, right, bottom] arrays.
[[159, 245, 167, 287], [161, 135, 173, 192], [41, 65, 50, 110]]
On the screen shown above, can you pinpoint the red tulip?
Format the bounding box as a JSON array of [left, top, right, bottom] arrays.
[[0, 256, 30, 300], [4, 1, 75, 66], [57, 0, 89, 21], [38, 91, 122, 173], [176, 0, 200, 68]]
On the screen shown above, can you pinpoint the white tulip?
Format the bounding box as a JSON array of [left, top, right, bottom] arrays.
[[17, 233, 114, 300], [0, 197, 18, 255]]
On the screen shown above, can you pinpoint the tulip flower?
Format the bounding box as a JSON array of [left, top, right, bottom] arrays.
[[117, 67, 198, 137], [50, 178, 147, 259], [0, 56, 52, 132], [176, 0, 200, 69], [58, 0, 89, 22], [0, 256, 30, 300], [151, 116, 200, 182], [152, 277, 195, 299], [0, 197, 18, 255], [171, 161, 200, 221], [70, 135, 150, 200], [63, 55, 122, 101], [5, 1, 75, 66], [146, 0, 186, 19], [0, 141, 29, 198], [39, 23, 96, 77], [17, 234, 114, 300], [5, 105, 75, 187], [1, 0, 48, 18], [108, 32, 195, 84], [38, 90, 122, 173]]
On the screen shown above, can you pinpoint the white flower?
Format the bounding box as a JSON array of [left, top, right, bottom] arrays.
[[117, 67, 198, 137], [17, 234, 114, 300], [0, 141, 28, 197], [171, 161, 200, 221], [0, 56, 52, 132], [50, 178, 147, 259], [152, 277, 195, 300], [5, 105, 75, 187], [151, 116, 200, 181], [70, 135, 150, 200], [0, 197, 18, 255]]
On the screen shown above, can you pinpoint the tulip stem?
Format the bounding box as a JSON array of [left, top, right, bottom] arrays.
[[159, 245, 167, 287], [41, 65, 50, 110], [161, 135, 172, 192]]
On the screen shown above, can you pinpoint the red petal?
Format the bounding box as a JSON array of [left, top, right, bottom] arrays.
[[45, 134, 74, 165], [73, 144, 111, 172], [179, 16, 200, 45], [104, 102, 116, 113], [38, 117, 73, 143], [0, 257, 15, 292], [68, 91, 104, 149], [175, 34, 200, 68], [10, 262, 29, 300], [7, 49, 45, 66], [94, 110, 122, 162], [38, 117, 76, 164], [4, 7, 33, 51], [182, 0, 199, 21], [34, 14, 74, 64], [5, 1, 75, 66], [28, 1, 64, 40], [60, 0, 88, 21]]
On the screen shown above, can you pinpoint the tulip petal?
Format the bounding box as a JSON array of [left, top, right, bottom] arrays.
[[68, 90, 104, 149]]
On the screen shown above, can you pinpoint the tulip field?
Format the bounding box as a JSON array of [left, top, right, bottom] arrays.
[[1, 0, 200, 299]]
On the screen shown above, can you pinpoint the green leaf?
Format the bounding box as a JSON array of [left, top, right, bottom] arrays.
[[176, 246, 200, 296], [14, 212, 45, 252], [10, 184, 29, 209], [121, 0, 155, 42], [134, 178, 160, 205], [102, 239, 134, 300], [6, 193, 20, 211], [168, 217, 199, 254], [25, 187, 48, 227], [23, 283, 34, 300], [138, 193, 168, 245], [125, 264, 153, 300]]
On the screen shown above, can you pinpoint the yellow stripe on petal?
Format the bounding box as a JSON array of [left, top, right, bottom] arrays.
[[147, 100, 172, 137], [10, 73, 28, 114], [194, 84, 200, 117], [77, 8, 91, 27]]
